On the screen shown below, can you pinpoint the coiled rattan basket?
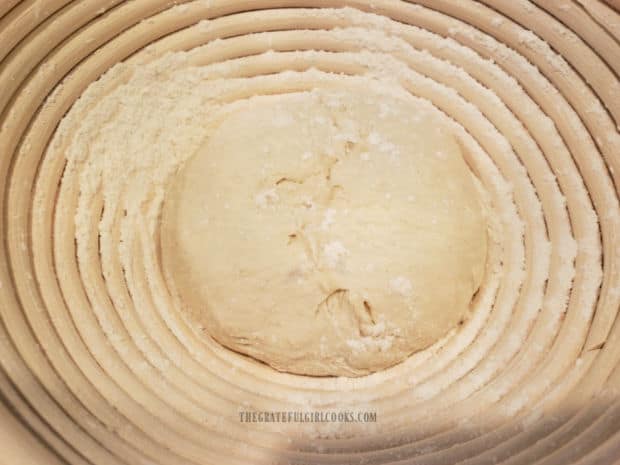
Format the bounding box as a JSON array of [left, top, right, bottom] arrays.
[[1, 1, 620, 464]]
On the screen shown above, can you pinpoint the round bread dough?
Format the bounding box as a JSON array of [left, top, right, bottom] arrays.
[[161, 88, 487, 377]]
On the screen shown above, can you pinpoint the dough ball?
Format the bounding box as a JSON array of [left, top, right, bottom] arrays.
[[161, 88, 487, 377]]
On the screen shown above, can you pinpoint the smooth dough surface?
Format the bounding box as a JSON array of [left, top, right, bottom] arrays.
[[162, 87, 487, 377]]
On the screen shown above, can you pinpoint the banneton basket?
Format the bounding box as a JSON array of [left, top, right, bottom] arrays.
[[1, 1, 619, 464]]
